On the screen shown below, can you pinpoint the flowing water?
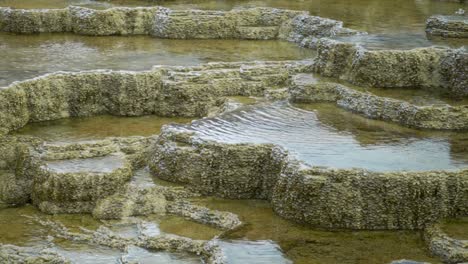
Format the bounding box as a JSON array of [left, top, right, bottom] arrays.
[[1, 0, 467, 263], [181, 101, 468, 171]]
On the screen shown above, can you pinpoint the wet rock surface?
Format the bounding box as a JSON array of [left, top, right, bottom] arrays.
[[151, 129, 468, 230], [289, 74, 468, 130], [426, 15, 468, 38], [0, 60, 310, 136], [0, 2, 466, 263], [424, 223, 468, 263]]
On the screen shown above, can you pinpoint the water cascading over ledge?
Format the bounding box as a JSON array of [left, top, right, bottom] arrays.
[[0, 4, 467, 263]]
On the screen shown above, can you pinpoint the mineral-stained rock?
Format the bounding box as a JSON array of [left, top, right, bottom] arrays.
[[149, 128, 289, 200], [167, 200, 242, 230], [426, 15, 468, 38], [0, 5, 359, 41], [439, 48, 468, 98], [34, 217, 226, 264], [31, 153, 133, 214], [288, 74, 468, 130], [313, 38, 468, 98], [0, 61, 308, 137], [153, 7, 304, 39], [150, 129, 468, 230], [272, 165, 468, 230], [0, 136, 41, 206], [423, 223, 468, 263], [0, 244, 70, 264]]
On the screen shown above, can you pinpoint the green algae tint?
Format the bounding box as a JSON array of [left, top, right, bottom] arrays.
[[1, 0, 463, 34], [0, 206, 207, 263], [0, 32, 314, 87], [441, 217, 468, 240], [1, 0, 466, 48], [312, 74, 468, 107], [152, 215, 222, 240], [194, 197, 442, 264], [13, 115, 193, 141], [0, 205, 101, 246]]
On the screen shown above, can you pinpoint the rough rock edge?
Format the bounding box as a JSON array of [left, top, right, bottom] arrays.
[[0, 6, 357, 40], [288, 74, 468, 130], [0, 60, 311, 137], [423, 223, 468, 263], [426, 15, 468, 39], [149, 128, 468, 230], [313, 38, 468, 98], [32, 217, 226, 264], [0, 244, 70, 264]]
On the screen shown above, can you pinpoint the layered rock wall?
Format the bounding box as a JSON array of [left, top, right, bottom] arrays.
[[426, 15, 468, 38], [0, 6, 354, 40], [149, 130, 288, 200], [313, 39, 468, 98], [289, 75, 468, 130], [150, 129, 468, 230], [0, 61, 306, 136]]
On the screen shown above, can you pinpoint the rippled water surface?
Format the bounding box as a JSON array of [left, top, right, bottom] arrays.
[[0, 33, 314, 86], [182, 102, 468, 171]]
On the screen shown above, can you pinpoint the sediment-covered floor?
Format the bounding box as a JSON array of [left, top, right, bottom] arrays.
[[0, 0, 467, 263]]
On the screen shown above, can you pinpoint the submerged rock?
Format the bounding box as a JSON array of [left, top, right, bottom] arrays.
[[424, 223, 468, 263], [289, 74, 468, 130], [426, 15, 468, 38], [313, 38, 468, 98], [150, 129, 468, 230], [0, 5, 358, 41], [0, 61, 309, 137], [0, 244, 70, 264]]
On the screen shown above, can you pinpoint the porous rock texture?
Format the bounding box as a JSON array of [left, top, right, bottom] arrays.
[[149, 129, 289, 200], [0, 244, 70, 264], [423, 223, 468, 263], [150, 128, 468, 230], [313, 38, 468, 98], [0, 136, 40, 207], [288, 74, 468, 130], [426, 15, 468, 38], [0, 60, 310, 136], [34, 217, 225, 264], [0, 5, 357, 40]]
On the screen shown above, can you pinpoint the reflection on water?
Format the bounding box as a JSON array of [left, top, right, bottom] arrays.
[[0, 200, 442, 264], [0, 33, 314, 87], [1, 0, 465, 35], [0, 206, 205, 263], [195, 197, 441, 264], [182, 101, 468, 171], [14, 115, 193, 141]]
